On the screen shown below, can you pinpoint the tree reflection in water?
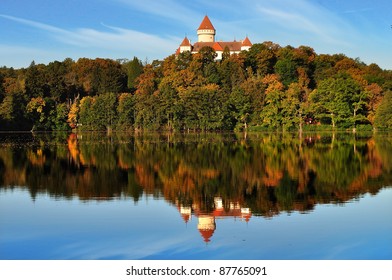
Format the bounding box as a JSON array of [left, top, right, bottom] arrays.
[[0, 132, 391, 242]]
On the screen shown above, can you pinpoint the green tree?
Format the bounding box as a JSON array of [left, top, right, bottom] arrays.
[[97, 59, 127, 94], [25, 61, 49, 98], [124, 57, 144, 92], [176, 51, 193, 70], [0, 91, 29, 130], [134, 93, 159, 130], [310, 75, 366, 129], [239, 71, 266, 126], [218, 54, 245, 94], [117, 93, 135, 130], [53, 103, 69, 130], [228, 87, 251, 130], [245, 42, 279, 75], [91, 92, 118, 131], [45, 60, 69, 103], [78, 96, 95, 129], [281, 83, 302, 131], [274, 46, 298, 87], [180, 84, 224, 131], [374, 90, 392, 129], [156, 83, 182, 130]]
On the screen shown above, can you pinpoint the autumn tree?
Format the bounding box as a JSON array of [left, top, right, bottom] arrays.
[[26, 97, 49, 130], [259, 74, 285, 129], [366, 83, 384, 125], [134, 64, 161, 130], [67, 100, 79, 129]]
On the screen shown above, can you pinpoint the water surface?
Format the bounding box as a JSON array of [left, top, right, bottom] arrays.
[[0, 132, 391, 259]]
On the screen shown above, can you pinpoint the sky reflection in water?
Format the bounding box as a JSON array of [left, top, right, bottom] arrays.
[[0, 132, 391, 259], [1, 188, 391, 260]]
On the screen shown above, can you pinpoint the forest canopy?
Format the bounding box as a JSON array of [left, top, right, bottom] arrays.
[[1, 42, 391, 132]]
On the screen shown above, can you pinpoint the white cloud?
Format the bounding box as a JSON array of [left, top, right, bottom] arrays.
[[254, 0, 356, 47], [1, 0, 390, 69], [0, 14, 179, 65]]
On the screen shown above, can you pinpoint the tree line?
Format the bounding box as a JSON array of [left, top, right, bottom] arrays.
[[1, 42, 392, 131], [1, 132, 391, 215]]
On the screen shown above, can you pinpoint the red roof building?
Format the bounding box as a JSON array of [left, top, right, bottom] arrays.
[[178, 16, 252, 60], [176, 197, 252, 243]]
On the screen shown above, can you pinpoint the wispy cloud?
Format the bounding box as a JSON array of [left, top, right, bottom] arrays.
[[0, 14, 179, 60], [342, 7, 374, 14], [254, 0, 356, 47]]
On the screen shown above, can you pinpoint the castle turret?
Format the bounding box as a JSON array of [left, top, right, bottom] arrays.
[[197, 215, 216, 243], [241, 36, 252, 51], [179, 36, 192, 52], [177, 16, 253, 59], [197, 15, 216, 42]]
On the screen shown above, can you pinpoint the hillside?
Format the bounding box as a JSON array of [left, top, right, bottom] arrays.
[[1, 42, 392, 131]]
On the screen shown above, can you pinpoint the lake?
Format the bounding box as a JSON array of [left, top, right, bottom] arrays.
[[0, 132, 391, 260]]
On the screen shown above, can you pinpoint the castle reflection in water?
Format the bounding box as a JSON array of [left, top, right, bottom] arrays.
[[176, 197, 251, 242], [1, 132, 391, 245]]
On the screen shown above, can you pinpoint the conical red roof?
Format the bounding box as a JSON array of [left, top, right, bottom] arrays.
[[242, 36, 252, 47], [198, 15, 215, 30], [180, 36, 191, 46], [199, 229, 215, 243]]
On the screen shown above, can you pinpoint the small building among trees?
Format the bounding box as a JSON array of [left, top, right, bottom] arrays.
[[177, 15, 252, 60]]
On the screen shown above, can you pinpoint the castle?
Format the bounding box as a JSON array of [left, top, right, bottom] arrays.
[[177, 197, 252, 243], [177, 15, 252, 60]]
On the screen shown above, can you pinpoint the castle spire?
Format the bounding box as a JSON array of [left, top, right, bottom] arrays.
[[197, 15, 216, 42], [197, 15, 215, 31]]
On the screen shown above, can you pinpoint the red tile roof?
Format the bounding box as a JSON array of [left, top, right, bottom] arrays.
[[219, 41, 242, 52], [242, 36, 252, 47], [180, 36, 191, 47], [192, 42, 215, 52], [199, 228, 215, 243], [198, 15, 215, 30], [212, 42, 224, 51]]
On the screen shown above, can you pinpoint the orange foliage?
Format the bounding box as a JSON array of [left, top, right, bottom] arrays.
[[262, 74, 284, 94], [262, 165, 283, 187], [27, 149, 46, 166]]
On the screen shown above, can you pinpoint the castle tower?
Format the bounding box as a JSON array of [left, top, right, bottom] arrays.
[[197, 215, 216, 243], [179, 36, 192, 52], [241, 36, 252, 51], [197, 15, 216, 42]]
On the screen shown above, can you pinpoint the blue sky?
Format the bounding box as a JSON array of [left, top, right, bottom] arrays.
[[1, 0, 391, 69]]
